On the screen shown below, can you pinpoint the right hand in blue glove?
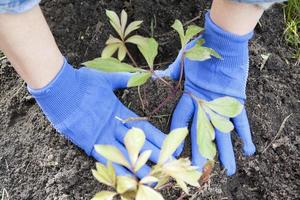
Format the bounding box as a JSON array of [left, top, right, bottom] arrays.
[[28, 58, 167, 178], [156, 12, 256, 176]]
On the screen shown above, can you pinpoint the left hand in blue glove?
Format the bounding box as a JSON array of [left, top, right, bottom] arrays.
[[156, 12, 256, 176], [28, 58, 169, 179]]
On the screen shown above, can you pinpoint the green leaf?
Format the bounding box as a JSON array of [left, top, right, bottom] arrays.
[[101, 43, 121, 58], [118, 45, 127, 61], [127, 72, 151, 87], [207, 48, 222, 59], [120, 10, 128, 34], [106, 10, 122, 38], [204, 96, 243, 118], [94, 145, 130, 168], [136, 185, 164, 200], [204, 106, 234, 133], [91, 191, 116, 200], [197, 103, 216, 160], [158, 127, 188, 164], [126, 36, 158, 69], [185, 25, 203, 44], [124, 128, 146, 166], [185, 45, 213, 61], [106, 35, 122, 44], [134, 150, 152, 172], [124, 21, 143, 38], [116, 176, 138, 194], [172, 19, 185, 47], [83, 57, 140, 73], [140, 176, 159, 184], [138, 38, 158, 69]]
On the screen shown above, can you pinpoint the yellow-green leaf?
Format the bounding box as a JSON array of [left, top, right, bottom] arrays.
[[120, 191, 136, 200], [204, 106, 234, 133], [204, 96, 243, 118], [118, 45, 127, 61], [106, 10, 122, 38], [101, 43, 121, 58], [175, 178, 189, 194], [91, 191, 116, 200], [92, 162, 116, 187], [197, 103, 216, 160], [185, 45, 213, 61], [185, 25, 203, 44], [116, 176, 138, 194], [136, 38, 158, 69], [140, 176, 159, 185], [158, 127, 188, 164], [172, 19, 185, 47], [124, 21, 143, 38], [94, 145, 130, 168], [120, 10, 128, 34], [106, 35, 122, 45], [83, 57, 140, 73], [136, 185, 164, 200], [107, 161, 116, 186], [126, 35, 145, 45], [173, 170, 201, 188], [127, 72, 151, 87], [154, 176, 169, 189], [134, 150, 152, 172], [124, 128, 146, 166]]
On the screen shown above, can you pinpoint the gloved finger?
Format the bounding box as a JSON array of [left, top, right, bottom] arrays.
[[170, 94, 195, 156], [115, 125, 169, 164], [91, 148, 133, 177], [190, 111, 208, 170], [215, 129, 236, 176], [123, 116, 166, 151], [101, 72, 134, 90], [232, 108, 256, 156], [113, 140, 152, 179]]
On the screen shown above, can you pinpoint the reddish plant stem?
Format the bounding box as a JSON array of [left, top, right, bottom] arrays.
[[157, 182, 174, 191], [124, 44, 138, 67]]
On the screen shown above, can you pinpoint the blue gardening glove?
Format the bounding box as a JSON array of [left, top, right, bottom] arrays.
[[156, 12, 256, 176], [28, 58, 168, 178]]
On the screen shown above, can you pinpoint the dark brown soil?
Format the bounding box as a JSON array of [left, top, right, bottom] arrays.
[[0, 1, 299, 199]]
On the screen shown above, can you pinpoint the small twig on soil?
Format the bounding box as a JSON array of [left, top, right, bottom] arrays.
[[262, 113, 293, 154], [9, 81, 25, 101], [177, 192, 188, 200], [5, 159, 9, 171], [152, 73, 174, 89], [157, 182, 174, 191], [137, 86, 146, 111], [1, 188, 9, 200]]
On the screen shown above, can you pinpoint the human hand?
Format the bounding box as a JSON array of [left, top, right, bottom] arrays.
[[28, 58, 168, 178], [156, 13, 256, 176]]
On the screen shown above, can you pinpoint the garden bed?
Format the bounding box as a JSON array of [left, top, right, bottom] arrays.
[[0, 0, 299, 199]]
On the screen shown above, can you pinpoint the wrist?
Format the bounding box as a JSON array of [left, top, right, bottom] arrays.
[[28, 58, 87, 125]]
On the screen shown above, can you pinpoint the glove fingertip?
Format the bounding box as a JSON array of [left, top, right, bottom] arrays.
[[226, 165, 237, 176], [243, 142, 256, 156]]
